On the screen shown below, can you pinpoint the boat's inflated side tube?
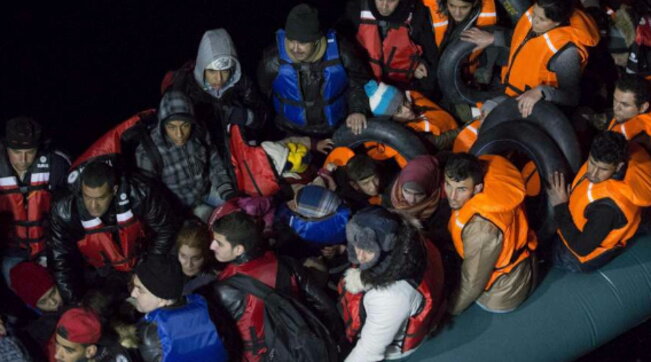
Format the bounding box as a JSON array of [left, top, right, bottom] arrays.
[[332, 118, 428, 161], [437, 39, 504, 105], [470, 121, 571, 239], [496, 0, 532, 25], [481, 98, 582, 172]]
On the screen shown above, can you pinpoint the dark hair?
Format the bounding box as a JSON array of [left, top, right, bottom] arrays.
[[346, 155, 378, 182], [444, 153, 484, 185], [534, 0, 574, 24], [81, 161, 117, 189], [436, 0, 481, 17], [589, 131, 629, 165], [615, 74, 651, 108], [211, 211, 262, 253]]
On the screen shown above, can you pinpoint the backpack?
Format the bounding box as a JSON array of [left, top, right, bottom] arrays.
[[223, 273, 339, 362]]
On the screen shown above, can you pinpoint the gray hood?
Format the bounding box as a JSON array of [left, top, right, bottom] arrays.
[[193, 28, 242, 99]]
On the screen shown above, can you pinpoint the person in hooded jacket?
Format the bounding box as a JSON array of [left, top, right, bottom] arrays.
[[135, 90, 235, 221], [48, 161, 180, 305], [338, 207, 445, 361], [342, 0, 440, 97], [258, 3, 372, 137], [163, 28, 268, 157]]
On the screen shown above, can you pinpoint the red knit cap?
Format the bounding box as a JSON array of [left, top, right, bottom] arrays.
[[9, 261, 55, 308], [56, 308, 102, 344]]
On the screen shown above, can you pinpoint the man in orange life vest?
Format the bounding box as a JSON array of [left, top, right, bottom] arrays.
[[547, 132, 651, 272], [444, 153, 537, 314], [201, 211, 341, 362], [606, 74, 651, 146], [0, 117, 70, 283], [48, 161, 180, 305]]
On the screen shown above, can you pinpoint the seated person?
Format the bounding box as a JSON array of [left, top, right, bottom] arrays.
[[444, 153, 538, 314], [202, 211, 342, 362], [258, 4, 371, 137], [0, 117, 70, 280], [49, 161, 180, 305], [339, 207, 445, 361], [606, 74, 651, 147], [162, 28, 268, 154], [547, 132, 651, 272], [132, 255, 228, 361], [461, 0, 600, 116], [175, 220, 218, 295], [136, 90, 236, 221], [52, 307, 133, 362], [364, 81, 459, 159], [10, 261, 63, 358], [425, 0, 497, 54], [332, 154, 392, 210]]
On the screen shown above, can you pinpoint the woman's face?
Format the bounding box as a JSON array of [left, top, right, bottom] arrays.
[[531, 3, 560, 34], [401, 185, 427, 205], [178, 245, 205, 277]]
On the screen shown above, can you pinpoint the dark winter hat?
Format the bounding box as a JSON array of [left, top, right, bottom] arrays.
[[135, 255, 184, 300], [346, 206, 399, 270], [10, 261, 55, 308], [285, 4, 322, 42], [5, 117, 42, 149], [158, 90, 195, 125]]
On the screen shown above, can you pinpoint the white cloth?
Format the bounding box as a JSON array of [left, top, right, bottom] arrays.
[[345, 280, 423, 362]]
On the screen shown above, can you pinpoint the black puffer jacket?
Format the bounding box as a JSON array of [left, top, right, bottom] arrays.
[[257, 34, 371, 137], [198, 251, 344, 341], [48, 173, 180, 304]]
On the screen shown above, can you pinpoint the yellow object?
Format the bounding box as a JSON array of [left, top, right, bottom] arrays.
[[286, 142, 309, 173]]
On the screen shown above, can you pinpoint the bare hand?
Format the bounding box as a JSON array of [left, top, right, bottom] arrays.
[[547, 171, 570, 206], [346, 113, 367, 135], [414, 63, 428, 79], [460, 27, 495, 52], [316, 138, 334, 154], [516, 88, 544, 118]]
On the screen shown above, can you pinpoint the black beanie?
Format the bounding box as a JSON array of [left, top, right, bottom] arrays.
[[285, 4, 322, 42], [135, 255, 184, 300], [6, 117, 42, 149]]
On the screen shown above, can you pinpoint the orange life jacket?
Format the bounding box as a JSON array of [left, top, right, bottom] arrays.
[[365, 90, 458, 165], [338, 240, 445, 353], [558, 146, 651, 263], [607, 113, 651, 140], [501, 7, 599, 96], [0, 149, 53, 258], [452, 119, 480, 153], [76, 182, 146, 272], [424, 0, 497, 73], [448, 155, 537, 290], [356, 0, 423, 85]]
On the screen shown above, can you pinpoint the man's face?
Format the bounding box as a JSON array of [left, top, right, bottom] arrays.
[[81, 182, 116, 218], [54, 334, 95, 362], [354, 246, 376, 265], [204, 69, 232, 90], [375, 0, 400, 16], [210, 232, 243, 263], [531, 3, 559, 34], [353, 175, 380, 197], [444, 175, 482, 210], [447, 0, 475, 23], [164, 120, 192, 146], [392, 100, 416, 122], [286, 39, 317, 62], [7, 147, 37, 174], [130, 275, 164, 314], [613, 88, 649, 123], [36, 286, 63, 313], [586, 155, 624, 184], [178, 245, 205, 277]]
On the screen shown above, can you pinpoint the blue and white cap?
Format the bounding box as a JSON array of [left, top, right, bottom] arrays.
[[364, 80, 405, 117]]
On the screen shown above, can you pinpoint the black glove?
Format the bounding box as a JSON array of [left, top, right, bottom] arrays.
[[225, 104, 249, 126]]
